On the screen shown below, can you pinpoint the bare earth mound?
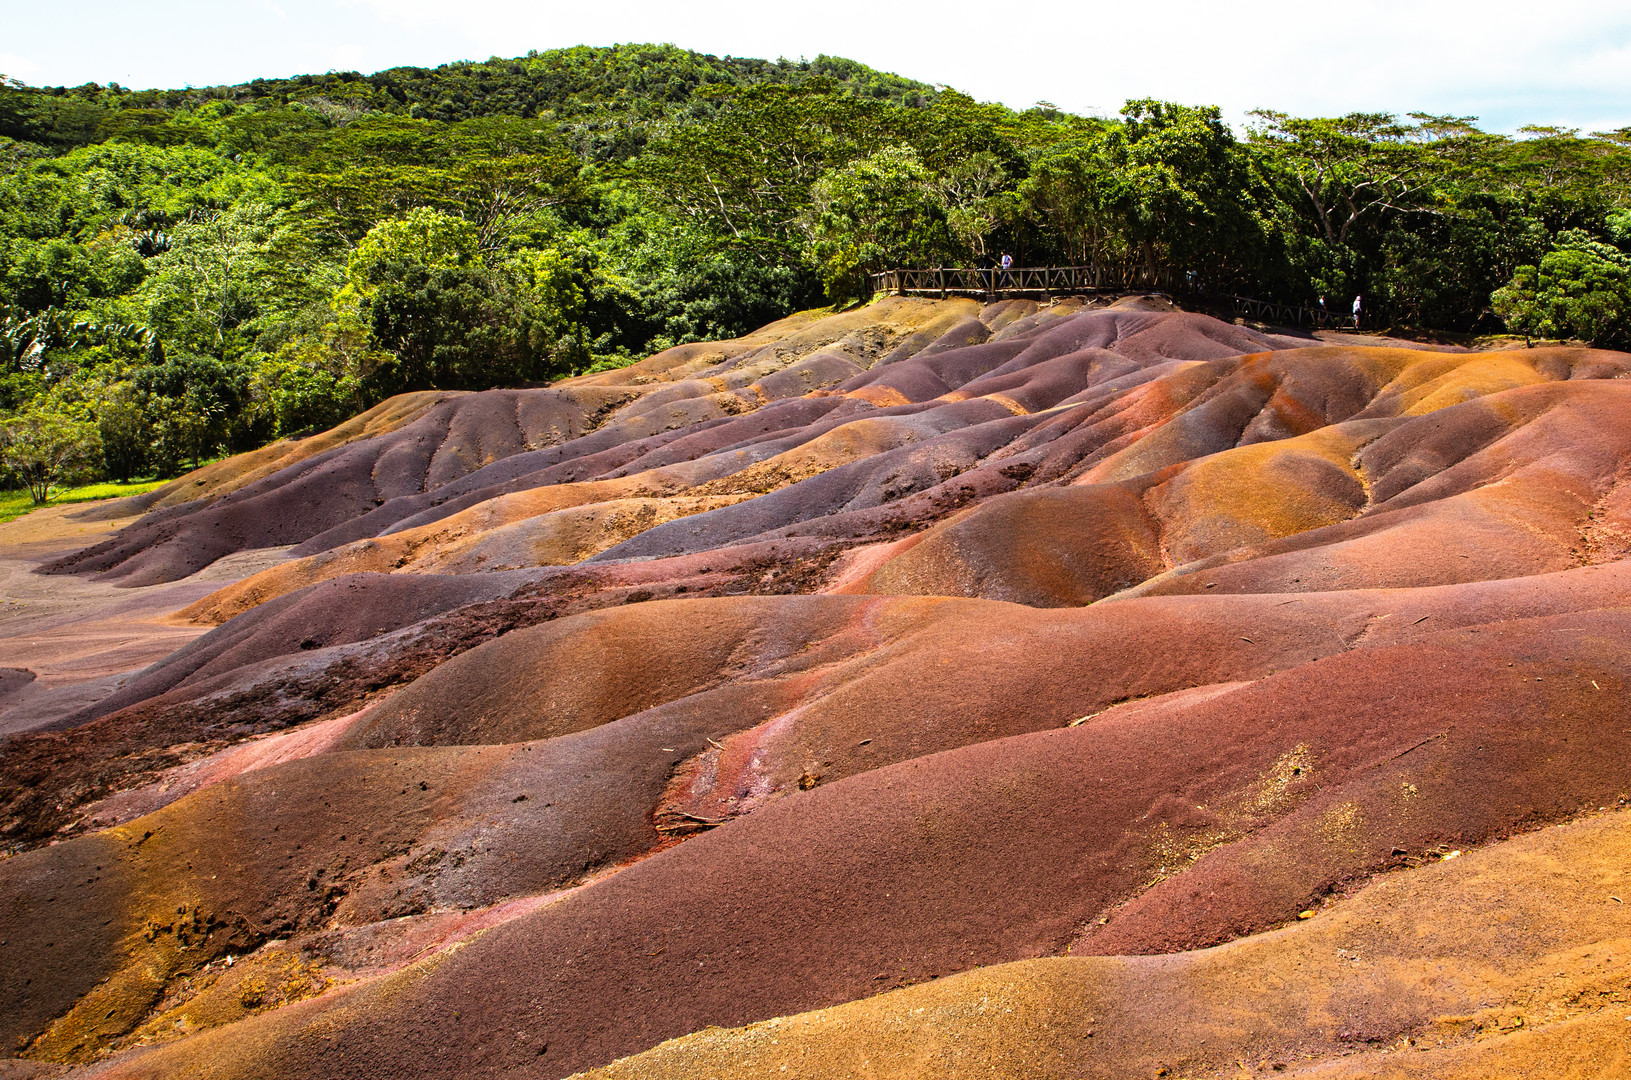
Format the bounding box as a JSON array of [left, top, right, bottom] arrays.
[[3, 295, 1630, 1079]]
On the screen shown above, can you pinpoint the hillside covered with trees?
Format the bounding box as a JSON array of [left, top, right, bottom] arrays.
[[1, 43, 1628, 491]]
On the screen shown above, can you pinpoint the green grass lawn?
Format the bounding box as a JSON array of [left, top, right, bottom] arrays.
[[0, 478, 170, 523]]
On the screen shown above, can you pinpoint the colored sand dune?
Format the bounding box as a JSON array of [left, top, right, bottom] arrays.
[[3, 295, 1631, 1078]]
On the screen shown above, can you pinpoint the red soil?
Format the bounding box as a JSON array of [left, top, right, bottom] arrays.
[[3, 296, 1631, 1077]]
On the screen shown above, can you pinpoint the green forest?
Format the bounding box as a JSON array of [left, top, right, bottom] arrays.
[[2, 43, 1629, 497]]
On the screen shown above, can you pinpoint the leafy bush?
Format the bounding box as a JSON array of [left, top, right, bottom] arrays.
[[96, 387, 149, 480], [1493, 230, 1631, 346], [807, 146, 955, 301], [0, 405, 101, 502], [249, 354, 361, 438]]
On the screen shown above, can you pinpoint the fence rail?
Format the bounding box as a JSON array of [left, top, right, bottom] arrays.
[[867, 265, 1184, 301], [1227, 295, 1358, 330], [867, 268, 1370, 330]]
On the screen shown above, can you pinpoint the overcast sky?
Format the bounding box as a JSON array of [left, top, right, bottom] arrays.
[[5, 0, 1629, 134]]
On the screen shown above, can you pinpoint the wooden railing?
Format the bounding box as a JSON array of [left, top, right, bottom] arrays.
[[1228, 295, 1360, 330], [868, 267, 1370, 330], [867, 265, 1185, 301]]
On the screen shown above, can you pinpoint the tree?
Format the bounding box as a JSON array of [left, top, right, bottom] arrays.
[[344, 207, 480, 298], [1247, 111, 1475, 247], [806, 146, 954, 300], [248, 323, 375, 439], [638, 82, 895, 263], [339, 207, 593, 388], [1016, 134, 1125, 269], [505, 246, 589, 369], [130, 353, 246, 473], [594, 203, 819, 354], [935, 151, 1011, 258], [0, 405, 100, 503], [285, 115, 584, 248], [1492, 229, 1631, 346], [365, 260, 534, 391], [96, 384, 149, 480], [1114, 100, 1267, 287], [138, 201, 291, 360]]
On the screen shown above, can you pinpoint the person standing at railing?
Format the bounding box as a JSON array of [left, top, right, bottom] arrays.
[[999, 252, 1014, 289], [1352, 294, 1362, 329]]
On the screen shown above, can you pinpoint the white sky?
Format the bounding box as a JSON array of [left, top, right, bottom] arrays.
[[5, 0, 1630, 134]]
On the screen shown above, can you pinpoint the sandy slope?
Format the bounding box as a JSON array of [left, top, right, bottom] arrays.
[[0, 507, 290, 733], [577, 807, 1631, 1079], [4, 296, 1631, 1078]]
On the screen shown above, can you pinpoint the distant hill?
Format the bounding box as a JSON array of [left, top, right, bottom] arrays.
[[2, 44, 939, 157]]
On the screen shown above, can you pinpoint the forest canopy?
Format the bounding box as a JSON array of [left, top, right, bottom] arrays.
[[2, 43, 1628, 494]]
